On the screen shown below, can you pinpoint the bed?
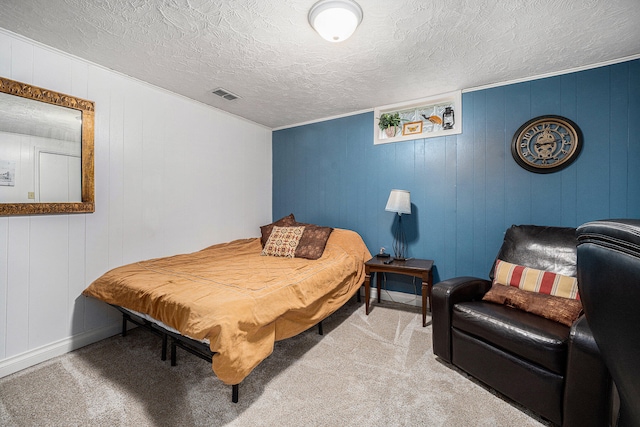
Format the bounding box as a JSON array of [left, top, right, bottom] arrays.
[[82, 216, 371, 402]]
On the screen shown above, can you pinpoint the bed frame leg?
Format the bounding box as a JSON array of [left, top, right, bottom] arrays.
[[232, 384, 239, 403], [161, 334, 168, 361], [357, 288, 361, 303], [170, 338, 177, 366], [121, 315, 128, 337], [317, 321, 323, 336]]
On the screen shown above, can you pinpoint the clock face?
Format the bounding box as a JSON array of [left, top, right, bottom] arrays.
[[511, 115, 582, 173]]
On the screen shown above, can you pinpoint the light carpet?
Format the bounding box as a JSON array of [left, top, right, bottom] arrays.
[[0, 299, 550, 426]]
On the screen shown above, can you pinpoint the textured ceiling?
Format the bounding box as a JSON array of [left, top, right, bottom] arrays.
[[1, 0, 639, 129]]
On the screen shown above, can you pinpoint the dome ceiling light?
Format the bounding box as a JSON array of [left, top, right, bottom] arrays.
[[308, 0, 363, 43]]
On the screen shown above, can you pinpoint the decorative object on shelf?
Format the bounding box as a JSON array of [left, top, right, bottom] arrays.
[[402, 121, 423, 136], [511, 115, 582, 173], [308, 0, 363, 42], [374, 91, 462, 145], [442, 107, 455, 130], [385, 189, 411, 261], [422, 114, 442, 125], [378, 112, 401, 138]]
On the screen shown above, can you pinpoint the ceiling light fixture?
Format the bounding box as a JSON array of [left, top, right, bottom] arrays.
[[308, 0, 363, 43]]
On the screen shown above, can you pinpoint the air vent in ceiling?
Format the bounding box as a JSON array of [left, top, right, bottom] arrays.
[[211, 87, 240, 101]]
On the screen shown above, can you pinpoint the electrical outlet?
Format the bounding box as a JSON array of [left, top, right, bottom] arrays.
[[28, 192, 35, 199]]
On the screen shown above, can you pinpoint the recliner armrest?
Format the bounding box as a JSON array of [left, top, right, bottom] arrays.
[[432, 277, 492, 363], [563, 315, 613, 427]]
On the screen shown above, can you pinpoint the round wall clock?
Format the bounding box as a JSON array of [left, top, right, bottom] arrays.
[[511, 115, 582, 173]]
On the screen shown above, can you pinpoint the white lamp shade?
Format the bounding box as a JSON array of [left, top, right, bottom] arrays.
[[385, 189, 411, 215], [308, 0, 363, 42]]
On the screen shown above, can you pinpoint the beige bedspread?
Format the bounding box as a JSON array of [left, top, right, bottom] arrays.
[[83, 228, 371, 385]]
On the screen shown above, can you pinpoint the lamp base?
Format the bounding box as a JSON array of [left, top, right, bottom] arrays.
[[392, 214, 408, 262]]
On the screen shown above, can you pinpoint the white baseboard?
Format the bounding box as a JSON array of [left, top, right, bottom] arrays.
[[0, 323, 121, 378]]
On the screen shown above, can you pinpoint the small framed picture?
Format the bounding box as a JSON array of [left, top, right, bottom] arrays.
[[402, 121, 423, 136]]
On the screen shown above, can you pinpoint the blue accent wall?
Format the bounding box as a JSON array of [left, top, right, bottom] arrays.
[[273, 59, 640, 292]]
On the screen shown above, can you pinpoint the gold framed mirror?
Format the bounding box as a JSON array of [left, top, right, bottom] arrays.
[[0, 76, 94, 215]]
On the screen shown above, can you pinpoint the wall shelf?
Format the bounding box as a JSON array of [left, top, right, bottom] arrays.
[[373, 90, 462, 145]]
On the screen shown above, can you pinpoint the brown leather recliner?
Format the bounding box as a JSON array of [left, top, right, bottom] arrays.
[[432, 225, 612, 426], [577, 219, 640, 427]]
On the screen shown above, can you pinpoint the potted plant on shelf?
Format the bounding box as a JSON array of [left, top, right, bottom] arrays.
[[378, 112, 401, 138]]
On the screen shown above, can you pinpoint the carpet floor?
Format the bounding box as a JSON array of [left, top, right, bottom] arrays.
[[0, 298, 551, 426]]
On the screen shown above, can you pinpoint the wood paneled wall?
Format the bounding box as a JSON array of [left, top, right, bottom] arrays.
[[0, 30, 272, 372], [273, 59, 640, 290]]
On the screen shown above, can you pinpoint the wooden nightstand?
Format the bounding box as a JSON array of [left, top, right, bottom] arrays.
[[364, 257, 434, 327]]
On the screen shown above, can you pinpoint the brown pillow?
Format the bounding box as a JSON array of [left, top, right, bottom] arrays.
[[482, 283, 583, 327], [260, 213, 296, 247], [294, 224, 333, 260]]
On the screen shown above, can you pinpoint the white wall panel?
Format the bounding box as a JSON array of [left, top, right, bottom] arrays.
[[68, 214, 86, 336], [6, 217, 29, 357], [9, 37, 32, 84], [108, 83, 125, 269], [140, 89, 166, 260], [0, 218, 7, 359], [0, 32, 10, 77], [28, 215, 69, 348], [121, 85, 144, 264], [70, 59, 89, 100], [33, 45, 70, 95], [0, 29, 272, 376], [158, 95, 190, 251], [84, 66, 111, 284]]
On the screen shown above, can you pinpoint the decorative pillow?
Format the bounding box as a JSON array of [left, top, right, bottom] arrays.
[[260, 214, 296, 248], [294, 224, 333, 260], [482, 284, 583, 327], [493, 259, 580, 300], [261, 226, 305, 258]]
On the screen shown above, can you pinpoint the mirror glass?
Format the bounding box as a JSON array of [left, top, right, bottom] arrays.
[[0, 77, 94, 215]]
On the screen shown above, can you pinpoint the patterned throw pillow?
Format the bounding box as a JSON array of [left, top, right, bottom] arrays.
[[260, 214, 296, 248], [493, 259, 580, 300], [261, 226, 305, 258]]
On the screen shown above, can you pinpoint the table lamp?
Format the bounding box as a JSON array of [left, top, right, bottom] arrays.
[[385, 189, 411, 260]]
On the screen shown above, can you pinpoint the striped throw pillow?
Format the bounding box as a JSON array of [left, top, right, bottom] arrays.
[[493, 259, 580, 300]]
